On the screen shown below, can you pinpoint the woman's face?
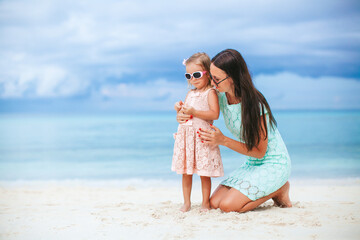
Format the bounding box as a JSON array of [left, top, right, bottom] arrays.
[[210, 63, 233, 93], [185, 63, 209, 90]]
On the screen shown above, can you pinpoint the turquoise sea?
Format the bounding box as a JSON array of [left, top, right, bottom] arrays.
[[0, 111, 359, 181]]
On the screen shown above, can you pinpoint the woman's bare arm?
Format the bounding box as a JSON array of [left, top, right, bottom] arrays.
[[199, 118, 268, 159]]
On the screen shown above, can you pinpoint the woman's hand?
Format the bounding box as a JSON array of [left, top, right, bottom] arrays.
[[176, 110, 192, 124], [198, 125, 225, 146]]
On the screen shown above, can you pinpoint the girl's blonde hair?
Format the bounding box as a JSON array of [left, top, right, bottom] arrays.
[[184, 52, 211, 87]]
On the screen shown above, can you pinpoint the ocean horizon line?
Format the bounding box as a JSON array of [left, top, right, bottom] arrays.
[[0, 108, 360, 116], [1, 176, 359, 188]]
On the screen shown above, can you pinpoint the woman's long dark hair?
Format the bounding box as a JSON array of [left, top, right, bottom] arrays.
[[212, 49, 277, 151]]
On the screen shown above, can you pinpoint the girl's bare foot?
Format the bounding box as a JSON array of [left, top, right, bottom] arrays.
[[272, 181, 292, 208], [180, 203, 191, 212], [200, 202, 211, 212]]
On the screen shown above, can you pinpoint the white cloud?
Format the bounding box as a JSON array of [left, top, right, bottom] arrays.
[[0, 0, 359, 110], [0, 63, 88, 98], [99, 79, 188, 110], [96, 73, 360, 111], [254, 72, 360, 109]]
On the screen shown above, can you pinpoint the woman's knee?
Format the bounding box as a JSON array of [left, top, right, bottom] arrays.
[[209, 197, 220, 209], [218, 189, 251, 213], [219, 200, 233, 213], [219, 199, 250, 213], [210, 185, 231, 209]]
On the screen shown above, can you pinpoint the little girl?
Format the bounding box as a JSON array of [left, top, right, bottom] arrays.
[[172, 52, 224, 212]]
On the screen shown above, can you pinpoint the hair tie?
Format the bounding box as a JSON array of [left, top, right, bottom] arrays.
[[182, 58, 188, 66]]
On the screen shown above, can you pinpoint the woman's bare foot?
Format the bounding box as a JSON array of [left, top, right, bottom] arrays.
[[180, 203, 191, 212], [272, 181, 292, 208]]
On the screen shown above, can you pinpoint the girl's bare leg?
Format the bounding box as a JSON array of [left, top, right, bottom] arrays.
[[180, 174, 193, 212], [200, 176, 211, 211], [218, 181, 292, 213]]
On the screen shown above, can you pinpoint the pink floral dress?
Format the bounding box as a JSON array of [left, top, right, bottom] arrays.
[[171, 88, 224, 177]]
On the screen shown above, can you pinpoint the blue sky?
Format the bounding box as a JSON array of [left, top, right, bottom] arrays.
[[0, 0, 359, 113]]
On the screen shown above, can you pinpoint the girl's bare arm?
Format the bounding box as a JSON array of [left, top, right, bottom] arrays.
[[182, 90, 220, 120]]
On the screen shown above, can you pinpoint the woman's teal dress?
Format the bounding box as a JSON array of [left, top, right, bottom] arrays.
[[219, 92, 291, 201]]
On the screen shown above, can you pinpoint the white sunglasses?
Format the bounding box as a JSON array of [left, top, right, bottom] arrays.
[[185, 71, 207, 80]]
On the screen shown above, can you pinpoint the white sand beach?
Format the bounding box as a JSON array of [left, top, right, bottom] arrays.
[[1, 179, 359, 240]]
